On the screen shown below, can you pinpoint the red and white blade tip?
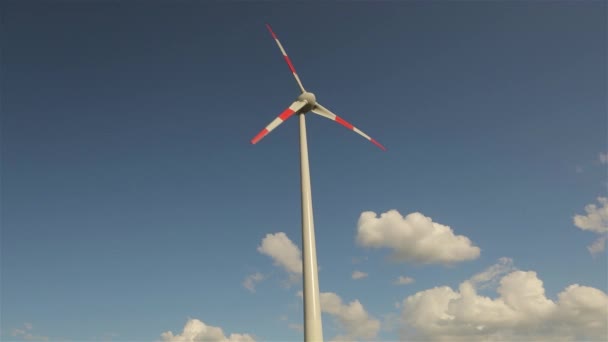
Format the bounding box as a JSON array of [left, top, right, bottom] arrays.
[[371, 139, 386, 151], [265, 23, 278, 39], [264, 23, 305, 93], [328, 113, 386, 151], [312, 104, 387, 151]]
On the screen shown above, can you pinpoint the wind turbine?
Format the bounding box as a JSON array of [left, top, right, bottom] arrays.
[[251, 24, 386, 342]]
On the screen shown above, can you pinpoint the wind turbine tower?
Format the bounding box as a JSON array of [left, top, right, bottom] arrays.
[[251, 24, 386, 342]]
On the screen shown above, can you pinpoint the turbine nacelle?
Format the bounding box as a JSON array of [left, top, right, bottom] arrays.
[[297, 92, 317, 113]]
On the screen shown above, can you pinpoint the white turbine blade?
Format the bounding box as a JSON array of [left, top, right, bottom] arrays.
[[265, 24, 306, 94], [311, 103, 386, 151], [251, 100, 307, 144]]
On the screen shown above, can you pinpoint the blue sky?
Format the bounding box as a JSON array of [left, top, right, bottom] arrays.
[[2, 1, 606, 341]]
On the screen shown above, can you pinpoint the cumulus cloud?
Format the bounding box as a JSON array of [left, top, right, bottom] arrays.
[[242, 272, 265, 293], [161, 319, 255, 342], [356, 210, 480, 264], [394, 276, 415, 285], [574, 197, 608, 234], [320, 292, 381, 341], [401, 265, 608, 341], [352, 271, 368, 280], [257, 232, 302, 283], [573, 197, 608, 254]]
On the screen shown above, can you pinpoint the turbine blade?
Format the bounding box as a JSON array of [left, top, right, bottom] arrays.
[[265, 23, 306, 93], [311, 103, 386, 151], [251, 100, 307, 145]]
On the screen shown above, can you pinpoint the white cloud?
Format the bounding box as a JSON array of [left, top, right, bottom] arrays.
[[242, 272, 265, 293], [573, 197, 608, 254], [468, 257, 515, 289], [257, 232, 302, 283], [599, 152, 608, 164], [401, 265, 608, 341], [588, 236, 607, 255], [356, 210, 480, 264], [574, 197, 608, 234], [10, 323, 48, 341], [320, 292, 381, 341], [352, 271, 368, 280], [293, 290, 380, 339], [287, 323, 303, 332], [161, 319, 255, 342], [394, 276, 415, 285]]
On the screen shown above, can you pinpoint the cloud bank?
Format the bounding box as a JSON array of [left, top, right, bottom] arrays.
[[357, 210, 480, 264], [401, 267, 608, 341]]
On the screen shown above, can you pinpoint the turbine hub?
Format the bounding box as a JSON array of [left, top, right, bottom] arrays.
[[297, 92, 317, 113]]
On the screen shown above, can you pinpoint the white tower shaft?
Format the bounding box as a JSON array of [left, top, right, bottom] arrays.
[[252, 24, 386, 342], [299, 113, 324, 342]]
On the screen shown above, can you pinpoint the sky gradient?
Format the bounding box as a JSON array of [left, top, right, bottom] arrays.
[[2, 1, 607, 341]]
